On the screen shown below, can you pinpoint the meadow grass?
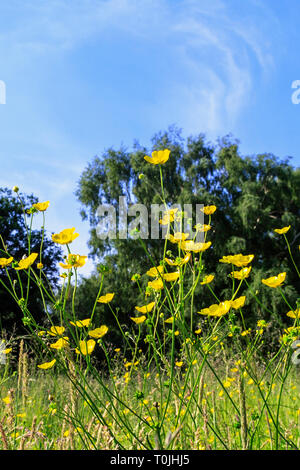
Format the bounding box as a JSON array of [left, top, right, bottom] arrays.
[[1, 356, 300, 450]]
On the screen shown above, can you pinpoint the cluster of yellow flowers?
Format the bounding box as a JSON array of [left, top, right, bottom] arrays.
[[37, 321, 109, 369], [141, 150, 297, 332], [6, 152, 298, 375], [0, 225, 85, 272]]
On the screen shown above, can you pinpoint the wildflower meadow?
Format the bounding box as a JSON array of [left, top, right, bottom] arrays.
[[0, 149, 300, 452]]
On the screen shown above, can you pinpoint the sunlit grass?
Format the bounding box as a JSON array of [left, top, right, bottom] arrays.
[[1, 360, 300, 450]]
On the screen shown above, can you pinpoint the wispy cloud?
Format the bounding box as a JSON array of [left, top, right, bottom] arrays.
[[1, 0, 278, 136], [163, 0, 277, 135]]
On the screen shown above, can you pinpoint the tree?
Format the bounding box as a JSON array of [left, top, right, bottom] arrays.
[[75, 126, 300, 341], [0, 188, 63, 335]]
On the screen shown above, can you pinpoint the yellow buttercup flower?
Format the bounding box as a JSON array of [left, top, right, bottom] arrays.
[[231, 267, 252, 280], [37, 262, 43, 269], [135, 302, 155, 313], [231, 296, 246, 309], [52, 228, 79, 245], [159, 215, 173, 225], [70, 318, 91, 328], [201, 205, 217, 215], [164, 257, 176, 266], [159, 209, 178, 225], [274, 226, 291, 234], [148, 278, 164, 290], [164, 316, 174, 324], [38, 359, 56, 370], [59, 254, 87, 269], [200, 274, 214, 285], [175, 361, 183, 367], [223, 379, 232, 388], [15, 253, 38, 270], [76, 340, 96, 355], [89, 325, 109, 338], [219, 254, 254, 267], [286, 309, 300, 319], [50, 337, 69, 350], [218, 301, 232, 316], [261, 272, 286, 288], [164, 253, 191, 266], [2, 347, 12, 354], [164, 208, 178, 217], [2, 396, 11, 404], [0, 257, 13, 268], [32, 201, 50, 212], [130, 315, 146, 324], [48, 326, 65, 336], [163, 271, 180, 282], [146, 265, 164, 277], [98, 293, 115, 303], [144, 149, 170, 165], [194, 224, 211, 232], [181, 240, 211, 253], [257, 320, 269, 329], [241, 329, 251, 337], [167, 232, 190, 244], [198, 304, 219, 316], [198, 300, 231, 317]]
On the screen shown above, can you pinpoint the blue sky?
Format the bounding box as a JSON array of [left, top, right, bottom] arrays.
[[0, 0, 299, 276]]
